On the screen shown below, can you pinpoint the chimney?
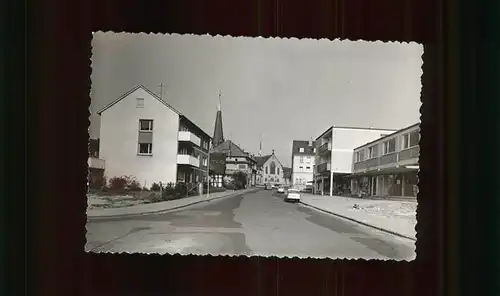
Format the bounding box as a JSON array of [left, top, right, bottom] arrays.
[[308, 138, 313, 147]]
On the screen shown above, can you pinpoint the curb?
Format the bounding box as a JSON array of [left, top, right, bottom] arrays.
[[88, 188, 259, 221], [299, 201, 416, 241]]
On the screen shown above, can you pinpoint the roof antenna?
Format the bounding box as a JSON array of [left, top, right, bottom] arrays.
[[158, 83, 164, 100]]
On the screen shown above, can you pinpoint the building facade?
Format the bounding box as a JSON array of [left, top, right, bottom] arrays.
[[291, 140, 316, 191], [210, 140, 258, 187], [255, 151, 285, 186], [98, 85, 211, 189], [88, 138, 106, 190], [351, 123, 420, 198], [313, 126, 397, 196]]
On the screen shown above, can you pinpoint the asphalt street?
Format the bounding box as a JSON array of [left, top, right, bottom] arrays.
[[86, 189, 416, 260]]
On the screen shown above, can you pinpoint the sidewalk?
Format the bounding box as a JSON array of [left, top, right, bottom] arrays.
[[87, 188, 257, 219], [300, 194, 417, 240]]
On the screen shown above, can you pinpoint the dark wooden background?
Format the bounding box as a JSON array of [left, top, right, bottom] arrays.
[[29, 0, 449, 295]]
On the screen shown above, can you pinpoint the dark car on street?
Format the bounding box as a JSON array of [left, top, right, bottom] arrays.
[[265, 184, 273, 190]]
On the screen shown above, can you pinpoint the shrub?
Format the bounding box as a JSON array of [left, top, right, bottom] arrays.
[[108, 176, 128, 191], [127, 177, 142, 191], [150, 182, 162, 191], [161, 183, 176, 200], [232, 171, 247, 190], [174, 183, 187, 197], [225, 183, 236, 190]]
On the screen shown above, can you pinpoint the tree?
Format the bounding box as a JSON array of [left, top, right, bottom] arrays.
[[232, 171, 247, 190]]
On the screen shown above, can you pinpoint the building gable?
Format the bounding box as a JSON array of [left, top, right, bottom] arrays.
[[97, 85, 181, 115]]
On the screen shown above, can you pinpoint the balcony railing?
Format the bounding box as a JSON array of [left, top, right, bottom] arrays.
[[316, 162, 331, 173], [317, 142, 332, 154], [177, 154, 200, 167], [178, 131, 201, 147], [352, 146, 419, 173], [88, 157, 105, 170]]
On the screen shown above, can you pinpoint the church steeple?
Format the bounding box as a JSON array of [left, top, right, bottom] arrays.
[[212, 89, 224, 147]]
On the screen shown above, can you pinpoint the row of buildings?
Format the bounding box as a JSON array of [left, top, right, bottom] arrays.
[[290, 123, 420, 199], [88, 85, 291, 192]]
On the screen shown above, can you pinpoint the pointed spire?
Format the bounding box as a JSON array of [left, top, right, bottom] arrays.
[[212, 89, 224, 148]]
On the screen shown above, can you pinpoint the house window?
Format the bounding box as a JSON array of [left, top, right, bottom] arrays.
[[139, 119, 153, 131], [239, 164, 246, 169], [295, 178, 299, 184], [299, 166, 303, 169], [300, 157, 304, 163], [136, 98, 145, 108], [138, 143, 152, 155], [138, 119, 153, 155], [409, 130, 420, 147], [359, 150, 365, 161], [383, 138, 396, 154], [306, 166, 310, 170], [299, 148, 304, 152], [313, 148, 316, 153], [277, 167, 280, 175], [270, 162, 276, 174], [402, 134, 410, 149], [368, 145, 378, 158], [235, 158, 238, 162]]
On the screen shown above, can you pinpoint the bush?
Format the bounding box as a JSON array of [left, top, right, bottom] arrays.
[[127, 177, 141, 191], [225, 183, 236, 190], [107, 175, 142, 192], [150, 182, 162, 191], [174, 183, 188, 197], [161, 183, 176, 200], [232, 171, 247, 190], [108, 176, 128, 191]]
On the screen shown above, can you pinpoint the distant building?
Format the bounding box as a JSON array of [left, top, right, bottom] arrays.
[[209, 100, 257, 187], [97, 85, 211, 189], [291, 139, 316, 191], [255, 150, 285, 186], [211, 140, 257, 187], [313, 125, 397, 196], [351, 123, 420, 198]]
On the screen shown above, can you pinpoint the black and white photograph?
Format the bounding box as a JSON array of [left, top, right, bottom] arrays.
[[86, 32, 422, 260]]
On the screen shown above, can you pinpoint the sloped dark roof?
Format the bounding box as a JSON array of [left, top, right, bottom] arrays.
[[210, 140, 254, 160], [97, 85, 181, 115], [283, 167, 292, 179], [292, 140, 316, 156], [212, 109, 224, 147], [254, 155, 272, 167], [179, 115, 211, 140]]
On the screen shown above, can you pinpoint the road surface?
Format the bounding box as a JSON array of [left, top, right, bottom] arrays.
[[86, 189, 415, 260]]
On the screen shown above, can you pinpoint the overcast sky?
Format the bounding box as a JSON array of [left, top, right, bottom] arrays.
[[90, 32, 423, 167]]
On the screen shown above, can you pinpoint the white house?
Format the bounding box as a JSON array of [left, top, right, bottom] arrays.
[[97, 85, 211, 189], [314, 126, 398, 196], [291, 139, 316, 191], [255, 150, 285, 186]]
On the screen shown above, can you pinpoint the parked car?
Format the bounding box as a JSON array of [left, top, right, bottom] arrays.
[[285, 188, 301, 202], [277, 186, 285, 194], [265, 184, 273, 190]]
